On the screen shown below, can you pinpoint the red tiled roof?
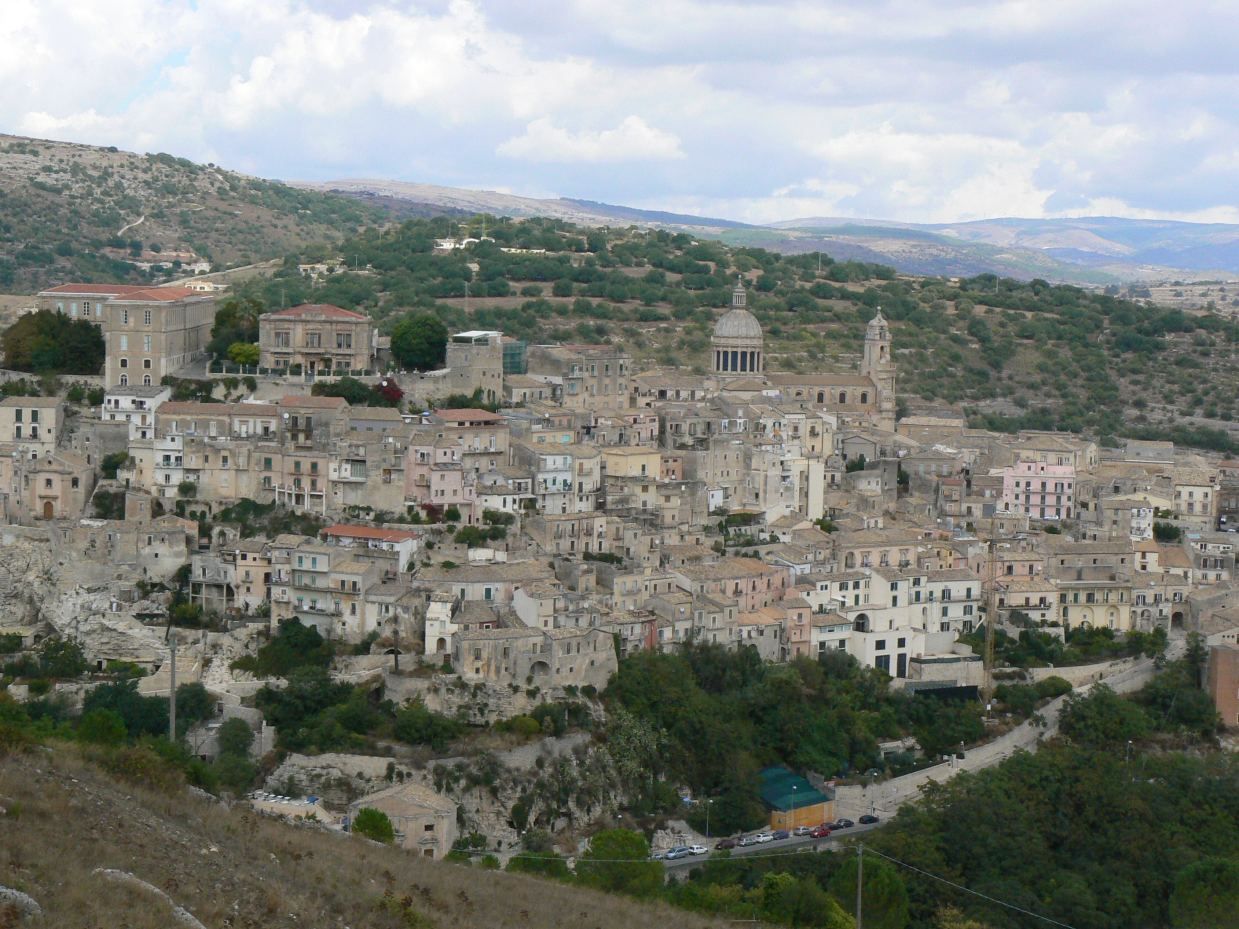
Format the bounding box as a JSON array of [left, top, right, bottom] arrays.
[[39, 284, 150, 296], [323, 524, 420, 542], [267, 303, 368, 320], [279, 395, 348, 409], [433, 408, 504, 423], [110, 287, 202, 302]]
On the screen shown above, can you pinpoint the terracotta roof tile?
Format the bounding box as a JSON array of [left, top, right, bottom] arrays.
[[266, 303, 368, 320]]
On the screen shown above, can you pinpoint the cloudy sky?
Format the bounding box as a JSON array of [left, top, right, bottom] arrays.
[[3, 0, 1237, 224]]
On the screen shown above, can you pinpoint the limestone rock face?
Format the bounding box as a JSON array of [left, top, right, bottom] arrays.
[[0, 528, 170, 665]]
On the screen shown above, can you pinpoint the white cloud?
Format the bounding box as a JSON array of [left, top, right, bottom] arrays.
[[497, 116, 685, 163], [0, 0, 1233, 224]]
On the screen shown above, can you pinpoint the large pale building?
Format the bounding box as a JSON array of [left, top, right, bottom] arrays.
[[258, 303, 374, 375], [103, 287, 216, 387]]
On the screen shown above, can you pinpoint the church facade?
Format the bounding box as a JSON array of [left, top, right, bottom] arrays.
[[708, 279, 897, 432]]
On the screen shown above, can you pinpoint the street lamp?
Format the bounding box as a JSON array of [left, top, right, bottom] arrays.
[[705, 798, 714, 839]]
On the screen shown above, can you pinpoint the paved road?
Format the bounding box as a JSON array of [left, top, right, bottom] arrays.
[[663, 822, 884, 873], [662, 636, 1184, 875], [835, 635, 1185, 819]]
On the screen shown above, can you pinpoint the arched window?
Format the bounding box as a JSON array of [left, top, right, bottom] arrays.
[[839, 391, 847, 404], [119, 374, 128, 386], [817, 391, 825, 403], [860, 392, 869, 404], [143, 375, 152, 386]]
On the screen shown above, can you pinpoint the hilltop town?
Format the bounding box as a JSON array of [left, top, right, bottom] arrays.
[[1, 222, 1237, 927]]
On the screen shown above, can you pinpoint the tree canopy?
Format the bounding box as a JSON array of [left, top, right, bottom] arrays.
[[2, 310, 104, 374], [390, 311, 447, 370]]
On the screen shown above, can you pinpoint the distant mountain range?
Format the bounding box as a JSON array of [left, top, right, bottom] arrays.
[[308, 179, 1239, 285], [0, 125, 1233, 291]]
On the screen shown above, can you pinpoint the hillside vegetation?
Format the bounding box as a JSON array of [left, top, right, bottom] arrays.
[[0, 134, 379, 290], [228, 215, 1239, 452], [0, 743, 722, 929]]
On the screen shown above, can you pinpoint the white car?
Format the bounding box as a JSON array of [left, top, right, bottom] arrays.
[[687, 844, 708, 855], [753, 832, 774, 844]]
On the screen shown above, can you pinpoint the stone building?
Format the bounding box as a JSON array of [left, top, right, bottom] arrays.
[[258, 303, 374, 374], [103, 287, 215, 387], [349, 782, 457, 859], [712, 279, 764, 377]]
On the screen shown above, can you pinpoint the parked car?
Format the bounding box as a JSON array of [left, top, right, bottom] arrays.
[[687, 845, 708, 855], [792, 825, 813, 837], [771, 830, 790, 840], [810, 824, 832, 838], [665, 846, 693, 860], [832, 819, 855, 830], [753, 832, 775, 844], [738, 835, 760, 847], [859, 814, 880, 825], [716, 838, 738, 850]]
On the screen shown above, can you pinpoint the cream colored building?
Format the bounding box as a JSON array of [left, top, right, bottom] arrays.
[[0, 397, 62, 459], [349, 782, 457, 859], [259, 303, 374, 374], [103, 287, 216, 387]]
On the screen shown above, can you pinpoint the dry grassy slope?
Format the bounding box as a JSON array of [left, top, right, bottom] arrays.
[[0, 749, 723, 929], [0, 135, 380, 291]]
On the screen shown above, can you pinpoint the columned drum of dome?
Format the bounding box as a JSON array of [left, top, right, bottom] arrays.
[[712, 279, 763, 379]]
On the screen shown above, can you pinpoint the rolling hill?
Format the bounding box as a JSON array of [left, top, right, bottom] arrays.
[[0, 135, 382, 291], [306, 179, 1239, 284]]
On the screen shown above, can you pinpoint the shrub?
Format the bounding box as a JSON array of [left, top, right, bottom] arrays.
[[352, 807, 396, 844], [78, 708, 128, 746], [394, 701, 463, 752]]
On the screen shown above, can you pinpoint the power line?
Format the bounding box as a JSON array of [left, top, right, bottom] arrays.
[[455, 836, 1081, 928], [862, 847, 1080, 929], [457, 841, 1082, 929]]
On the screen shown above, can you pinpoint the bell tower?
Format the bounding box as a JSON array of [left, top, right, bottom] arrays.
[[862, 309, 896, 430]]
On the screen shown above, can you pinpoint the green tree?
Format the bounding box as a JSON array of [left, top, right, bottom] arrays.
[[77, 708, 127, 745], [1058, 685, 1150, 748], [208, 297, 262, 359], [391, 312, 448, 370], [1170, 858, 1239, 929], [227, 341, 259, 366], [576, 829, 663, 897], [352, 807, 396, 844], [827, 855, 909, 929], [217, 717, 254, 758], [213, 752, 258, 794], [175, 682, 214, 736], [393, 700, 462, 751], [234, 619, 333, 677], [2, 310, 105, 374], [82, 680, 168, 738], [38, 637, 88, 678]]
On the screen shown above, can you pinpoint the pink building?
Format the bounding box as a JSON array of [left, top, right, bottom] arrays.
[[672, 558, 793, 613], [404, 434, 477, 520], [1001, 460, 1075, 521]]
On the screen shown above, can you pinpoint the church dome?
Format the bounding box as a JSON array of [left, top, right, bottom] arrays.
[[713, 307, 763, 340]]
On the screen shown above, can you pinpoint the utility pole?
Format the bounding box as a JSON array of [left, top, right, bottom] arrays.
[[168, 630, 177, 742], [856, 843, 864, 929], [982, 518, 999, 702]]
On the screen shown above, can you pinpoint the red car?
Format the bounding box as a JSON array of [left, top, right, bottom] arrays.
[[809, 824, 832, 839]]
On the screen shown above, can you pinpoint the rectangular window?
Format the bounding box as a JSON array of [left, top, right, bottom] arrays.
[[119, 334, 128, 351], [336, 332, 352, 349], [143, 335, 152, 352], [144, 310, 152, 326]]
